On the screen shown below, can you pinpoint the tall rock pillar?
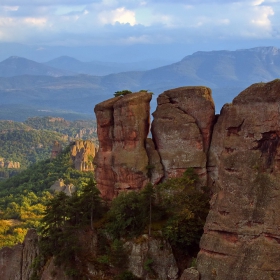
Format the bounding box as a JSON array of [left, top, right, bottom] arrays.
[[94, 92, 152, 200], [151, 86, 215, 185], [197, 79, 280, 279]]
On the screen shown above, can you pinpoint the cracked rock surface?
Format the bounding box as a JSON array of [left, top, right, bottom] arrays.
[[151, 86, 215, 184], [197, 79, 280, 280]]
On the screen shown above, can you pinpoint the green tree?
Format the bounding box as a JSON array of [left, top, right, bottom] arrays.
[[157, 169, 209, 250]]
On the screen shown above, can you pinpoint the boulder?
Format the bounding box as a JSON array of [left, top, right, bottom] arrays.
[[180, 268, 200, 280], [151, 86, 215, 184], [197, 79, 280, 280]]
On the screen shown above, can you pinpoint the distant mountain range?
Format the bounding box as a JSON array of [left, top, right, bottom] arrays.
[[0, 56, 74, 77], [0, 46, 279, 120]]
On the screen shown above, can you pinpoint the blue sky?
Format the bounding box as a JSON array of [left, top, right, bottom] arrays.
[[0, 0, 279, 60]]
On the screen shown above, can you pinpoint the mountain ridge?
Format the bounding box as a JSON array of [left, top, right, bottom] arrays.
[[0, 46, 279, 119]]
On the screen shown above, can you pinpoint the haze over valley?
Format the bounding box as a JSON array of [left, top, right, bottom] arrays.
[[0, 46, 279, 121]]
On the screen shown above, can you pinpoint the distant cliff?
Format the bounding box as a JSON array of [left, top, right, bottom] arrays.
[[0, 157, 20, 169]]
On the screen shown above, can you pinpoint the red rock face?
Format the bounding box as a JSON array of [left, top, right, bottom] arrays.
[[94, 92, 152, 200], [197, 80, 280, 279], [151, 86, 215, 184]]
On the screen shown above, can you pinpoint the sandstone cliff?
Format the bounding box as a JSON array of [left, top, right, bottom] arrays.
[[94, 80, 280, 279], [0, 157, 21, 169], [197, 79, 280, 279], [70, 140, 96, 171], [3, 80, 280, 280], [0, 229, 39, 280], [151, 86, 215, 185], [94, 91, 152, 199]]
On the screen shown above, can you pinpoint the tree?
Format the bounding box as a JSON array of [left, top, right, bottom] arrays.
[[156, 168, 209, 250], [114, 90, 132, 97]]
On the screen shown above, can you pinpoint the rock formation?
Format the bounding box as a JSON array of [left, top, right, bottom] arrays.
[[94, 80, 280, 279], [151, 86, 215, 184], [50, 178, 76, 196], [3, 80, 280, 280], [51, 140, 62, 159], [124, 234, 178, 279], [0, 229, 39, 280], [70, 140, 96, 171], [197, 79, 280, 279], [94, 91, 152, 199], [0, 158, 21, 169]]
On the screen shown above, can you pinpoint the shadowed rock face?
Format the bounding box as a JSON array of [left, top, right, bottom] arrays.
[[0, 229, 39, 280], [151, 86, 215, 183], [94, 92, 152, 200], [197, 79, 280, 280]]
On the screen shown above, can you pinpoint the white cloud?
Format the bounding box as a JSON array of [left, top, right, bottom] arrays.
[[0, 0, 279, 46], [98, 7, 136, 25]]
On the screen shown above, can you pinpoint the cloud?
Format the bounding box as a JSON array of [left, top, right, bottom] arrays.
[[0, 0, 279, 47], [98, 7, 136, 25]]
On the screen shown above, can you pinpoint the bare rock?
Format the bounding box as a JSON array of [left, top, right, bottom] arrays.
[[94, 96, 122, 200], [94, 92, 152, 200], [180, 267, 200, 280], [124, 235, 178, 280], [197, 79, 280, 280], [0, 229, 39, 280], [151, 86, 215, 184], [40, 257, 73, 280], [145, 138, 164, 184], [0, 244, 22, 280], [50, 179, 76, 196], [70, 140, 96, 171]]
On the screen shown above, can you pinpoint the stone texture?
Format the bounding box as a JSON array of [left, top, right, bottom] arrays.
[[145, 138, 164, 184], [94, 92, 152, 200], [0, 229, 39, 280], [197, 79, 280, 280], [151, 86, 215, 183], [70, 140, 96, 171], [50, 179, 76, 196], [40, 258, 73, 280], [124, 235, 178, 280], [180, 268, 200, 280]]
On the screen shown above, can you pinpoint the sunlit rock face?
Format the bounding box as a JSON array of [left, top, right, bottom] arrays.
[[94, 92, 152, 200], [151, 86, 215, 185], [70, 140, 96, 171], [197, 79, 280, 280]]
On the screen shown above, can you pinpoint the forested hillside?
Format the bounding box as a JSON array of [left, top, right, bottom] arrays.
[[0, 117, 97, 171], [0, 145, 94, 248]]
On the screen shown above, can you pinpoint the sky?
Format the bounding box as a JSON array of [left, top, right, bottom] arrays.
[[0, 0, 280, 61]]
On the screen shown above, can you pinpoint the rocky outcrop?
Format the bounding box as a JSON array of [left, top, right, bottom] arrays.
[[94, 92, 152, 200], [0, 229, 39, 280], [124, 235, 178, 280], [51, 141, 62, 159], [180, 268, 200, 280], [151, 86, 215, 184], [70, 140, 96, 171], [197, 79, 280, 279], [0, 158, 21, 169], [50, 179, 76, 196]]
